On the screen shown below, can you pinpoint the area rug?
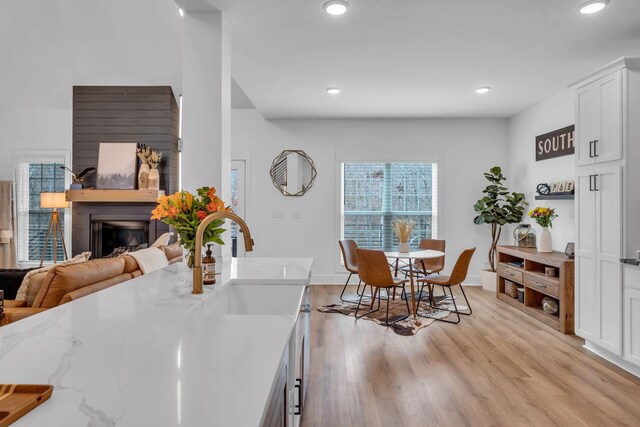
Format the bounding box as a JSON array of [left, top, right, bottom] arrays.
[[317, 292, 468, 336]]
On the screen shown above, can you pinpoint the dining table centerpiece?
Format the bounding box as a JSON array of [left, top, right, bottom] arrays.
[[529, 206, 558, 253], [392, 219, 416, 253], [151, 186, 230, 267]]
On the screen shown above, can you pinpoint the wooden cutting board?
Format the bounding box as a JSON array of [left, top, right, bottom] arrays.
[[0, 384, 53, 427]]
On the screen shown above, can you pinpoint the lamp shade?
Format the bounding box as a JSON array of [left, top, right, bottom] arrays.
[[40, 192, 69, 209]]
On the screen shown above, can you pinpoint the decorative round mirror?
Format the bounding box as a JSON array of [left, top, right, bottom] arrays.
[[269, 150, 317, 196]]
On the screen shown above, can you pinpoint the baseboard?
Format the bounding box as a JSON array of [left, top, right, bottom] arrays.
[[584, 340, 640, 378], [309, 274, 482, 286]]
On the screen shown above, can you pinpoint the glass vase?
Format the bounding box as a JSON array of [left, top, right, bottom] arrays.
[[184, 248, 195, 268]]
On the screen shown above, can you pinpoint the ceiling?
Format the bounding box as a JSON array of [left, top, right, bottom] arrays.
[[207, 0, 640, 118]]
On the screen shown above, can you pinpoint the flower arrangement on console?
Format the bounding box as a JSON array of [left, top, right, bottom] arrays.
[[528, 207, 558, 228], [151, 186, 231, 267], [392, 219, 416, 253]]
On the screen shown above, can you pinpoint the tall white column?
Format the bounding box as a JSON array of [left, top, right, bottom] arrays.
[[181, 8, 232, 254], [181, 9, 231, 202]]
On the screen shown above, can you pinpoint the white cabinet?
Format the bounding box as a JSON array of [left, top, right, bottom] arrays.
[[575, 69, 623, 166], [575, 166, 622, 354], [623, 267, 640, 368], [624, 287, 640, 366]]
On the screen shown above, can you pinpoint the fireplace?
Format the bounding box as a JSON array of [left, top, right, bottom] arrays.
[[91, 219, 150, 258]]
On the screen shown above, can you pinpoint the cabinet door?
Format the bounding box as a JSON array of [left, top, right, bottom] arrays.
[[575, 83, 598, 166], [624, 287, 640, 367], [575, 170, 597, 339], [595, 70, 623, 164], [595, 166, 623, 354]]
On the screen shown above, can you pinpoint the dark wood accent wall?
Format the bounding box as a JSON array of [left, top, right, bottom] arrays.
[[71, 86, 179, 256], [72, 86, 179, 192]]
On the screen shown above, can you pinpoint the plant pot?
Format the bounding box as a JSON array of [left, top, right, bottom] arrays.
[[148, 168, 160, 190], [398, 242, 410, 253], [138, 163, 149, 189], [480, 269, 497, 292], [538, 227, 552, 253]]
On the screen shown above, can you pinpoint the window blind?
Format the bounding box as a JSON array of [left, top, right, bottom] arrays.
[[15, 162, 66, 263], [341, 162, 437, 251]]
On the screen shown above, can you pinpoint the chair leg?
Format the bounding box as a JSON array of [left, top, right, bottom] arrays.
[[429, 285, 461, 324], [384, 286, 409, 326], [456, 284, 473, 316], [339, 272, 353, 302], [355, 285, 381, 319]]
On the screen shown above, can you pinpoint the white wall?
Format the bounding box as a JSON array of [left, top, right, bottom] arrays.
[[0, 0, 182, 180], [232, 110, 509, 283], [506, 90, 575, 251]]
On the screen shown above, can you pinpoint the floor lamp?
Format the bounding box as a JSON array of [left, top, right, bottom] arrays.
[[39, 192, 69, 267]]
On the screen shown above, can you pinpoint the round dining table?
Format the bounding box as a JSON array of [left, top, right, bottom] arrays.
[[384, 249, 445, 325]]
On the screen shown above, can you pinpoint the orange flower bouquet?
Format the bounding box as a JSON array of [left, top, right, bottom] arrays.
[[151, 186, 230, 267]]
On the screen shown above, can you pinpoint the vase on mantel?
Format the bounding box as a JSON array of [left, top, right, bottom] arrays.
[[538, 227, 552, 253], [148, 168, 160, 191], [398, 242, 410, 253], [138, 164, 149, 189]]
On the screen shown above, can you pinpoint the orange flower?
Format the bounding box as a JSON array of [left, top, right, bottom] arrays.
[[207, 187, 217, 200], [183, 192, 193, 210], [196, 210, 207, 221], [206, 200, 221, 213], [166, 205, 180, 218], [168, 192, 182, 209], [156, 195, 170, 210], [151, 205, 167, 220]]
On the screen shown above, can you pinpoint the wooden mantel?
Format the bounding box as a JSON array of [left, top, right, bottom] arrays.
[[65, 189, 164, 203]]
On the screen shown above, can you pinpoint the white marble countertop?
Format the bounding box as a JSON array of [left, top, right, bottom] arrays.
[[0, 257, 313, 426]]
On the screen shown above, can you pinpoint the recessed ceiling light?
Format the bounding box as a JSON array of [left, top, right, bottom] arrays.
[[475, 87, 491, 95], [326, 87, 341, 95], [178, 8, 184, 17], [323, 1, 350, 16], [578, 0, 609, 14]]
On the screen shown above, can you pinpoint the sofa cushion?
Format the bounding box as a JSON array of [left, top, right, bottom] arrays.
[[161, 243, 183, 264], [32, 257, 125, 308], [14, 252, 92, 303], [58, 273, 133, 305], [121, 254, 140, 274]]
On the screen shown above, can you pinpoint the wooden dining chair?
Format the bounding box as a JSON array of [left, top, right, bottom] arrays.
[[416, 247, 475, 324], [338, 240, 364, 302], [355, 248, 411, 326]]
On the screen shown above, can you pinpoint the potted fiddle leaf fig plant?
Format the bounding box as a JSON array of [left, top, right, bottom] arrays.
[[473, 166, 527, 291]]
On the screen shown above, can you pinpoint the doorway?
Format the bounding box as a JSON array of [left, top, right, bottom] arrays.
[[231, 159, 246, 257]]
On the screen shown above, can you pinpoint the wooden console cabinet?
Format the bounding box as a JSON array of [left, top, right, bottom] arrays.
[[496, 246, 575, 334]]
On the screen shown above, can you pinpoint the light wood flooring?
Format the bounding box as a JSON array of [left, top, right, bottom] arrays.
[[302, 285, 640, 427]]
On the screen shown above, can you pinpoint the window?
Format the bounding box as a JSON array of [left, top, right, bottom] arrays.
[[15, 161, 67, 264], [341, 162, 437, 250]]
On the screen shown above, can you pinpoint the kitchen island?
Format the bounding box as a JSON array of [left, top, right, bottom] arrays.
[[0, 257, 313, 427]]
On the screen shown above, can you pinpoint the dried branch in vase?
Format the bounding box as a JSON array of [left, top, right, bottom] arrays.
[[392, 219, 416, 243], [148, 151, 162, 169]]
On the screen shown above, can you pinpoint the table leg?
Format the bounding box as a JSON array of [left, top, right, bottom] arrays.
[[409, 260, 421, 326]]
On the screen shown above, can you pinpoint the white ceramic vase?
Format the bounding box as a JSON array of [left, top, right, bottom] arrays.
[[148, 168, 160, 190], [538, 227, 552, 253], [398, 242, 410, 253], [138, 164, 149, 189]]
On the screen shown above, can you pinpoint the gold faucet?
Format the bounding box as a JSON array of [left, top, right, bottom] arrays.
[[192, 212, 254, 294]]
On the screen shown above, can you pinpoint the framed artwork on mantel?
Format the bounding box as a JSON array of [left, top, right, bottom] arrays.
[[97, 142, 137, 189]]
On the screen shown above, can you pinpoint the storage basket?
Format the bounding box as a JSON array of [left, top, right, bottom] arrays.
[[505, 280, 519, 298]]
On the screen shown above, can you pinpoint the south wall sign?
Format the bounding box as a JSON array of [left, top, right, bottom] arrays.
[[535, 125, 575, 161]]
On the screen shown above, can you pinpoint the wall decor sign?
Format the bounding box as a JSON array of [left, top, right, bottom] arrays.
[[535, 125, 575, 161]]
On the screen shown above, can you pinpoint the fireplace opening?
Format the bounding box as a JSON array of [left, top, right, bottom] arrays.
[[91, 220, 150, 259]]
